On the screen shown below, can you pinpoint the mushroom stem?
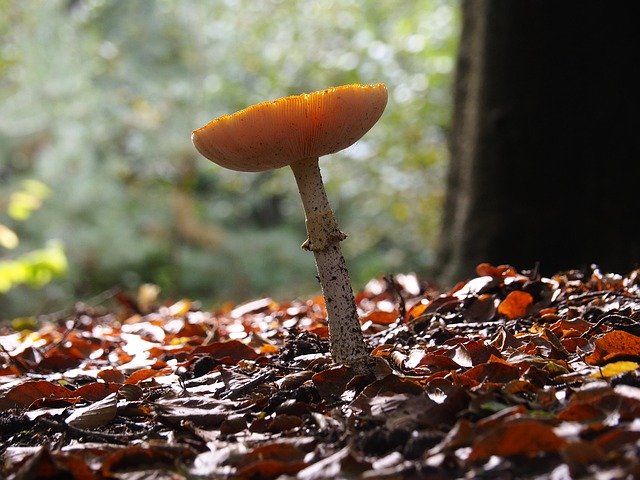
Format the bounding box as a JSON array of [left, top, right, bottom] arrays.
[[290, 157, 369, 366]]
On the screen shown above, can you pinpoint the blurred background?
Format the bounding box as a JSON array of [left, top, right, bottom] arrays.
[[0, 0, 460, 318]]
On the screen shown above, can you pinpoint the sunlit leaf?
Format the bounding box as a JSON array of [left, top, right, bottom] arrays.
[[592, 361, 639, 378], [498, 291, 533, 319], [585, 330, 640, 366]]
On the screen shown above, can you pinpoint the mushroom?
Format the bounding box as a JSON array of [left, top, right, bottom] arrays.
[[192, 83, 388, 369]]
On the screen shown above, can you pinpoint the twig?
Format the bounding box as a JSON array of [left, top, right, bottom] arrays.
[[581, 314, 635, 338], [36, 287, 121, 323], [0, 342, 30, 374], [36, 416, 161, 444], [384, 274, 407, 321]]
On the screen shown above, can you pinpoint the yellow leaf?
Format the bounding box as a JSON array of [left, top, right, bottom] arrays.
[[592, 361, 639, 378]]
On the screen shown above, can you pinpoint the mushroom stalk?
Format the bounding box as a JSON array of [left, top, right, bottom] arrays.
[[290, 156, 369, 365]]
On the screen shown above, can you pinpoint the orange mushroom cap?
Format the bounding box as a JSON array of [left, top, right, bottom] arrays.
[[191, 83, 388, 172]]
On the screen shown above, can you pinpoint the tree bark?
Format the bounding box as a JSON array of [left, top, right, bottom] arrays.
[[436, 0, 640, 283]]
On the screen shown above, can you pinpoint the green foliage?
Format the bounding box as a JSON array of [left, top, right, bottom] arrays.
[[0, 0, 459, 317], [0, 241, 67, 293], [0, 181, 68, 293]]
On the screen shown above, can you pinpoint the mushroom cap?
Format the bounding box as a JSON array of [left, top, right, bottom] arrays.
[[191, 83, 388, 172]]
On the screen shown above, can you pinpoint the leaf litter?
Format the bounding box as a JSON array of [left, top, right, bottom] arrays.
[[1, 264, 640, 479]]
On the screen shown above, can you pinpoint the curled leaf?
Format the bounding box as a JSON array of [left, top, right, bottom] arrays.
[[65, 393, 117, 429]]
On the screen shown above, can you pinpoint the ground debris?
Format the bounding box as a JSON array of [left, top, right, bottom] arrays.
[[2, 265, 640, 478]]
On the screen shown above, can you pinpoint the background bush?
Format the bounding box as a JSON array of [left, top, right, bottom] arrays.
[[0, 0, 459, 318]]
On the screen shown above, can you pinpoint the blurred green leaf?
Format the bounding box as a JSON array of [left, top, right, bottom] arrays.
[[7, 180, 50, 221], [0, 241, 67, 293]]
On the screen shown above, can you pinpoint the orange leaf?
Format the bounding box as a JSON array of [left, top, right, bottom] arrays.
[[469, 419, 566, 460], [125, 367, 172, 384], [498, 291, 533, 319], [585, 330, 640, 365], [361, 310, 399, 325], [476, 263, 517, 278], [259, 343, 279, 354], [406, 301, 428, 320]]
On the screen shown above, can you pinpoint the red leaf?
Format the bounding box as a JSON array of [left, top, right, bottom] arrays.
[[0, 380, 73, 410], [73, 382, 122, 402], [464, 359, 520, 384], [312, 366, 353, 401], [266, 414, 303, 433], [359, 374, 423, 397], [236, 460, 307, 480], [98, 368, 126, 384]]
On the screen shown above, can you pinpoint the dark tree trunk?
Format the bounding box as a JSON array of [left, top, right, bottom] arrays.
[[436, 0, 640, 283]]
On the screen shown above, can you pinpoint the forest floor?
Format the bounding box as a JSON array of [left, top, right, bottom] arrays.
[[1, 263, 640, 479]]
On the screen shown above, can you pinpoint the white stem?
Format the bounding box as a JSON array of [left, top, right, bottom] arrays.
[[290, 157, 369, 366]]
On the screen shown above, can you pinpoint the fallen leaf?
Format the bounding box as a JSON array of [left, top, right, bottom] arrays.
[[154, 394, 247, 428], [464, 359, 520, 384], [592, 361, 639, 378], [297, 447, 370, 480], [312, 366, 353, 401], [191, 340, 259, 363], [236, 459, 307, 480], [266, 414, 303, 433], [498, 291, 533, 319], [585, 330, 640, 365], [0, 380, 73, 410], [98, 368, 126, 384], [101, 444, 197, 477], [65, 392, 117, 428], [125, 367, 172, 384], [561, 441, 607, 477], [73, 382, 122, 402], [469, 419, 566, 461]]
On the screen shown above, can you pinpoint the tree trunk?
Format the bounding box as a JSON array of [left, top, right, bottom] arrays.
[[436, 0, 640, 283]]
